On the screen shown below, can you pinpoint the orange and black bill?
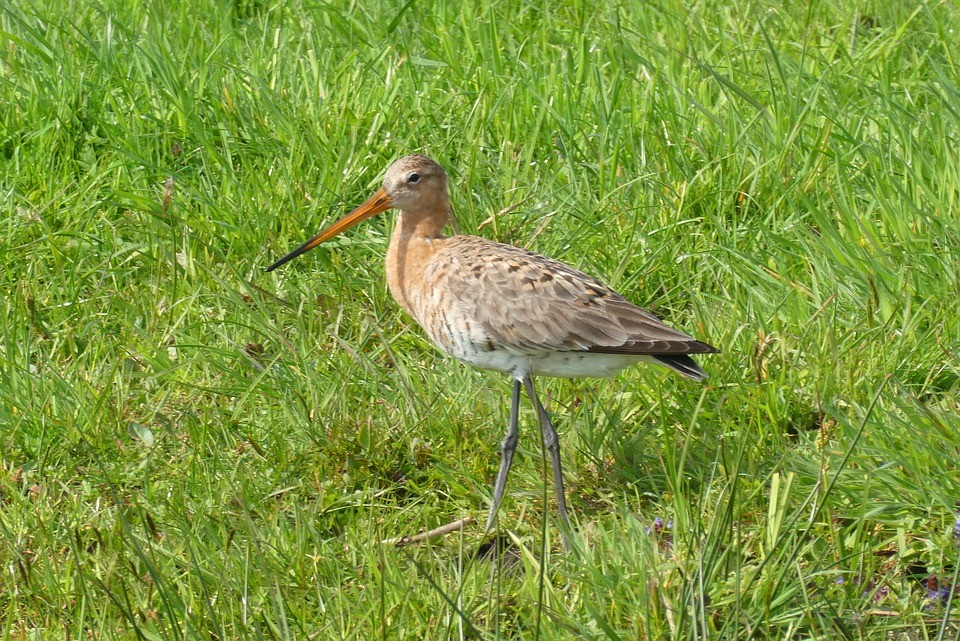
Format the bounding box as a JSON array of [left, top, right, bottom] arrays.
[[266, 188, 393, 272]]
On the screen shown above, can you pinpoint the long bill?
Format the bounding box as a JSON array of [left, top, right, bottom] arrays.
[[266, 187, 393, 272]]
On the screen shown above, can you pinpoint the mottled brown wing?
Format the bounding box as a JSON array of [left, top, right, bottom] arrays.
[[431, 235, 717, 357]]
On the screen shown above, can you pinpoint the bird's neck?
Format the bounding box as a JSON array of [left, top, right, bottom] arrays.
[[385, 207, 451, 325], [393, 207, 449, 240]]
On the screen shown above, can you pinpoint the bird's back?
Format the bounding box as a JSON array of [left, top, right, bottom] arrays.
[[398, 233, 717, 379]]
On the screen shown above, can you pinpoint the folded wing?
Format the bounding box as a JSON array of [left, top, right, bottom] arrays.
[[432, 236, 718, 377]]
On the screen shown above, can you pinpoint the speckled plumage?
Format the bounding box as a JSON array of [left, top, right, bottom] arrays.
[[267, 154, 719, 545], [391, 234, 713, 377], [377, 155, 717, 380]]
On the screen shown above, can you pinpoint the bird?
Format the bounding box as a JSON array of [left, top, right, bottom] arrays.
[[266, 154, 718, 545]]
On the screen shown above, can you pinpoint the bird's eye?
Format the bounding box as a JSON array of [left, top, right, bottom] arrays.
[[408, 172, 421, 184]]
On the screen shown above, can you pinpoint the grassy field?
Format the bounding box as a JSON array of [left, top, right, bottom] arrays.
[[2, 0, 960, 638]]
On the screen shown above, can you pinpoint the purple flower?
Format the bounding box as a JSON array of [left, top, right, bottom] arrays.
[[923, 576, 955, 609], [645, 516, 665, 535], [643, 516, 673, 553], [873, 585, 889, 603]]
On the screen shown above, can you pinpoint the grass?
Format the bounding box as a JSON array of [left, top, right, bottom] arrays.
[[2, 0, 959, 637]]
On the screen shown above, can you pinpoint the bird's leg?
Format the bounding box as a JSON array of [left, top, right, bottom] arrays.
[[484, 378, 521, 534], [522, 375, 572, 542]]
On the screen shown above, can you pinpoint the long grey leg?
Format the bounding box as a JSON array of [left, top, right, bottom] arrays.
[[521, 375, 571, 537], [484, 378, 521, 533]]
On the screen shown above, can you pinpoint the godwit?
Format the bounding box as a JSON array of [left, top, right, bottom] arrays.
[[267, 155, 718, 543]]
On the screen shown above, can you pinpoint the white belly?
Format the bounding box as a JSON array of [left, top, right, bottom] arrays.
[[416, 302, 655, 379], [437, 339, 653, 379]]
